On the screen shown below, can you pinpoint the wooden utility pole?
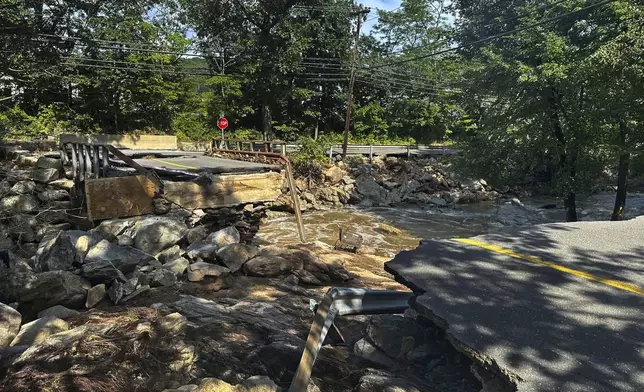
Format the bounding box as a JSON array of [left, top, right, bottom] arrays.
[[342, 5, 370, 160]]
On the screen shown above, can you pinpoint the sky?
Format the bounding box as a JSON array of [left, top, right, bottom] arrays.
[[362, 0, 402, 32]]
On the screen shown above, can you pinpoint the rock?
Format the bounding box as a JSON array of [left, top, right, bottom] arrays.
[[82, 240, 155, 280], [164, 257, 189, 276], [117, 234, 134, 246], [107, 280, 125, 304], [148, 268, 177, 287], [185, 225, 208, 244], [37, 305, 80, 320], [243, 255, 298, 277], [302, 191, 315, 203], [85, 284, 106, 308], [0, 302, 21, 348], [48, 179, 75, 191], [37, 189, 68, 202], [0, 195, 39, 213], [159, 312, 187, 337], [163, 385, 198, 392], [131, 216, 188, 255], [10, 180, 36, 195], [366, 315, 427, 359], [355, 174, 389, 206], [375, 223, 404, 236], [34, 231, 79, 272], [121, 285, 150, 303], [197, 378, 236, 392], [63, 230, 103, 262], [185, 241, 219, 262], [93, 217, 135, 237], [10, 214, 38, 242], [187, 262, 230, 282], [510, 197, 524, 207], [38, 210, 68, 224], [354, 369, 425, 392], [216, 243, 259, 272], [10, 316, 68, 346], [284, 274, 299, 286], [292, 269, 324, 285], [32, 168, 59, 183], [153, 198, 172, 214], [36, 156, 63, 171], [10, 325, 93, 367], [157, 245, 183, 263], [353, 338, 396, 367], [324, 166, 345, 184], [206, 226, 240, 248], [18, 271, 90, 311], [239, 375, 280, 392]]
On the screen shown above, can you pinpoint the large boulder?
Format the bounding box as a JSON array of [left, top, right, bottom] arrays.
[[0, 302, 21, 348], [324, 166, 345, 184], [164, 257, 189, 276], [186, 226, 240, 262], [82, 240, 154, 280], [216, 243, 259, 272], [242, 255, 298, 277], [34, 231, 79, 272], [354, 174, 389, 206], [147, 268, 177, 287], [10, 316, 69, 346], [365, 315, 429, 359], [92, 217, 136, 237], [0, 195, 39, 213], [17, 271, 90, 311], [0, 259, 35, 305], [37, 305, 80, 320], [32, 168, 59, 183], [130, 216, 188, 255], [185, 225, 208, 244], [36, 156, 63, 171]]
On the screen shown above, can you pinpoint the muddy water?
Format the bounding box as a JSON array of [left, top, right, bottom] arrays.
[[257, 193, 644, 258]]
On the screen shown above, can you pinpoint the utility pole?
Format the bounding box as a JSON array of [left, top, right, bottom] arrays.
[[342, 5, 370, 160]]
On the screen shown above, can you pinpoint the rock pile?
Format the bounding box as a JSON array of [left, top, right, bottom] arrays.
[[0, 156, 75, 259], [284, 156, 500, 211]]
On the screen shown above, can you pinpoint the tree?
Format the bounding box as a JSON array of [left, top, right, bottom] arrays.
[[453, 0, 628, 221]]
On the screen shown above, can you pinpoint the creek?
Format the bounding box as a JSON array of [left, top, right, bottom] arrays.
[[257, 192, 644, 258]]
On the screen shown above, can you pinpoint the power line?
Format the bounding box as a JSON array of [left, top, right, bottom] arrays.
[[371, 0, 618, 70], [365, 6, 403, 23]]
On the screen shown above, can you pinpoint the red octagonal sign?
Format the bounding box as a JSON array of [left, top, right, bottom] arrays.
[[217, 117, 229, 130]]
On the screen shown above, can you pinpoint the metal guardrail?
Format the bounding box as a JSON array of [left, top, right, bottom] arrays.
[[211, 138, 455, 158], [288, 288, 414, 392]]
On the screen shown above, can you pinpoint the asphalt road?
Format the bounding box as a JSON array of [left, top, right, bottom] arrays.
[[386, 217, 644, 392], [114, 150, 276, 174]]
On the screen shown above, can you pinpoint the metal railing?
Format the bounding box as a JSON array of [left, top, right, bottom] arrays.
[[288, 288, 414, 392], [209, 146, 306, 243]]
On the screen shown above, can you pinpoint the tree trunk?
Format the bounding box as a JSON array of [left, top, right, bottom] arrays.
[[261, 99, 272, 140], [547, 89, 578, 222], [612, 122, 629, 221]]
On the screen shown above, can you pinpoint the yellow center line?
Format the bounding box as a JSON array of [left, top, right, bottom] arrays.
[[454, 238, 644, 296], [150, 157, 198, 170]]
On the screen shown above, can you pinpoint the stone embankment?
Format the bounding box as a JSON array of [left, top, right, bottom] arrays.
[[277, 156, 502, 212]]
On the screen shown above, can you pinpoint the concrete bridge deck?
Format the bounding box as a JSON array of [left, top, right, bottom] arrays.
[[386, 217, 644, 392]]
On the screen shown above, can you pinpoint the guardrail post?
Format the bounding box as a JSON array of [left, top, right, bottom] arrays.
[[236, 141, 241, 151], [407, 144, 411, 159], [329, 145, 333, 160], [281, 143, 286, 156], [369, 145, 373, 162]]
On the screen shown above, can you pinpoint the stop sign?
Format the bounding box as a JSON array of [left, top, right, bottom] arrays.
[[217, 117, 229, 130]]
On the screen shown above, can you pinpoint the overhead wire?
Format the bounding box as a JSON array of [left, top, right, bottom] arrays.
[[369, 0, 619, 70]]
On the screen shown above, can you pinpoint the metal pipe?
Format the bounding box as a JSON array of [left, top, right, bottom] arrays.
[[71, 143, 79, 180], [101, 145, 110, 177], [83, 144, 92, 179], [92, 145, 100, 177], [77, 143, 85, 180]]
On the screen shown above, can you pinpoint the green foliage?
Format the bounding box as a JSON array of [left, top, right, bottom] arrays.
[[290, 135, 334, 168]]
